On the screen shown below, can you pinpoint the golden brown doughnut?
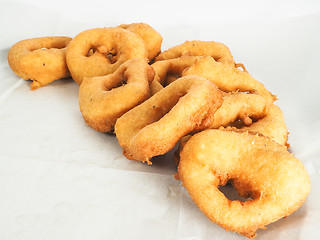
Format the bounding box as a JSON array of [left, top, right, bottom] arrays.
[[66, 27, 147, 85], [156, 40, 235, 67], [8, 36, 71, 90], [79, 58, 154, 133], [178, 129, 310, 238], [115, 75, 223, 164]]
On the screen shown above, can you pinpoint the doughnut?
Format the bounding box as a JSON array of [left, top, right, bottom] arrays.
[[8, 36, 71, 90], [178, 129, 310, 238], [66, 27, 147, 85], [79, 58, 154, 133], [183, 56, 276, 104], [118, 23, 163, 61], [115, 75, 223, 164], [155, 40, 235, 67]]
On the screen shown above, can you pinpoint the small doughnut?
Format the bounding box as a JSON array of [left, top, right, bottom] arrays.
[[178, 129, 310, 238], [156, 40, 235, 67], [115, 75, 223, 164], [79, 58, 154, 133], [118, 23, 163, 61], [8, 36, 72, 90], [66, 27, 147, 85]]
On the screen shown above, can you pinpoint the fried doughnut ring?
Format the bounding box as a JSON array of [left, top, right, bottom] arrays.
[[115, 75, 223, 164], [8, 36, 71, 90], [183, 56, 276, 104], [66, 27, 147, 85], [118, 23, 163, 61], [155, 40, 235, 66], [178, 129, 310, 238], [226, 104, 289, 146], [209, 92, 266, 129], [79, 58, 154, 133]]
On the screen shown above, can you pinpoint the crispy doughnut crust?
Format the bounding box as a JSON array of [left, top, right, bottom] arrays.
[[149, 79, 164, 96], [79, 58, 155, 133], [150, 56, 200, 96], [164, 73, 179, 86], [226, 104, 289, 147], [178, 129, 310, 238], [183, 56, 276, 104], [118, 23, 163, 61], [156, 40, 235, 67], [8, 36, 71, 90], [151, 56, 200, 85], [210, 92, 267, 128], [173, 134, 192, 170], [66, 27, 147, 85], [174, 92, 266, 168], [115, 75, 223, 164], [175, 105, 289, 166]]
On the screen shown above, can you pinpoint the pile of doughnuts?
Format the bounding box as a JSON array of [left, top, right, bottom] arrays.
[[7, 23, 310, 238]]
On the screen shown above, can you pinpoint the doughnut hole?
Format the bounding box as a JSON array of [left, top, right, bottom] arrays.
[[85, 46, 118, 64], [218, 180, 254, 202]]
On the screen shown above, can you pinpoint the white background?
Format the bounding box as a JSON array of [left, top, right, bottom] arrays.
[[1, 0, 320, 239]]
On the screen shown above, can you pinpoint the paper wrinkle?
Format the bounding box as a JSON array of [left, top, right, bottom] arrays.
[[0, 156, 183, 240], [0, 79, 24, 104]]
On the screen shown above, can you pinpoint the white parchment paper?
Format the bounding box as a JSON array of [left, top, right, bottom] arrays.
[[1, 1, 319, 239]]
